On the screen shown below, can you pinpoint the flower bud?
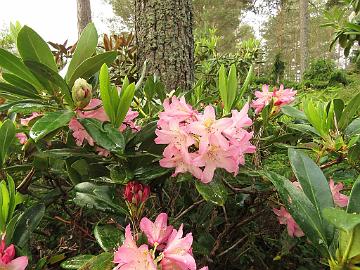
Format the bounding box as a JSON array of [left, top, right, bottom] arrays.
[[72, 78, 92, 109], [124, 181, 150, 205]]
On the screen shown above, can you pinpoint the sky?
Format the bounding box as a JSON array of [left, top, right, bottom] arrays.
[[0, 0, 116, 44]]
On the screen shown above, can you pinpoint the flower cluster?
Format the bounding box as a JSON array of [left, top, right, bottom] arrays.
[[273, 179, 349, 238], [124, 181, 151, 206], [69, 98, 140, 156], [0, 235, 28, 270], [15, 112, 43, 145], [251, 84, 297, 114], [113, 213, 208, 270], [155, 96, 255, 183]]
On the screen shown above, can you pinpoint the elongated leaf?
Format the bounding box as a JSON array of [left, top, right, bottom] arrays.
[[2, 72, 37, 93], [237, 64, 254, 102], [339, 93, 360, 130], [0, 181, 10, 229], [30, 110, 75, 142], [25, 61, 73, 107], [66, 23, 98, 82], [195, 179, 227, 206], [68, 51, 117, 87], [345, 117, 360, 138], [17, 26, 58, 71], [78, 119, 125, 154], [348, 175, 360, 214], [0, 82, 40, 99], [226, 64, 237, 112], [0, 120, 16, 166], [6, 175, 16, 225], [12, 203, 45, 248], [264, 171, 330, 253], [99, 64, 115, 123], [115, 83, 135, 127], [0, 100, 47, 113], [94, 224, 124, 251], [288, 149, 334, 238], [0, 48, 42, 90], [60, 255, 95, 269], [281, 105, 307, 120], [218, 65, 227, 110], [78, 252, 113, 270], [324, 208, 360, 232]]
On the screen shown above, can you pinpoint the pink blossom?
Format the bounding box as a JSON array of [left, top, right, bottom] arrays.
[[273, 85, 297, 106], [273, 207, 304, 238], [16, 133, 27, 145], [140, 213, 173, 249], [251, 85, 273, 114], [329, 179, 349, 208], [113, 225, 156, 270], [199, 267, 209, 270], [0, 237, 28, 270], [69, 118, 94, 146], [77, 99, 108, 122], [161, 224, 196, 270], [20, 112, 41, 126], [95, 147, 111, 157], [120, 109, 141, 132]]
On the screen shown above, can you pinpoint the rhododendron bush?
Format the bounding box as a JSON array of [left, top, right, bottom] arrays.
[[0, 23, 359, 270]]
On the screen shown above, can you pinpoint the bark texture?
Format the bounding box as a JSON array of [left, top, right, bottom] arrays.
[[77, 0, 92, 37], [299, 0, 309, 79], [135, 0, 194, 91]]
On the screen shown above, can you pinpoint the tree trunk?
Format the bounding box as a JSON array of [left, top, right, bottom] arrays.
[[77, 0, 92, 37], [135, 0, 194, 91], [299, 0, 309, 79]]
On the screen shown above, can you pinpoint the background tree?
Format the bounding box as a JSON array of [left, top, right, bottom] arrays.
[[299, 0, 309, 78], [135, 0, 194, 91], [77, 0, 92, 36]]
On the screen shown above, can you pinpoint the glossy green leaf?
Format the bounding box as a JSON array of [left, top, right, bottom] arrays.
[[66, 23, 98, 83], [0, 99, 46, 113], [6, 175, 16, 226], [287, 123, 321, 136], [218, 65, 227, 110], [323, 208, 360, 232], [30, 110, 75, 142], [0, 181, 10, 230], [345, 118, 360, 138], [226, 64, 237, 112], [60, 255, 95, 269], [0, 48, 42, 90], [25, 61, 73, 106], [115, 83, 136, 127], [99, 64, 116, 123], [339, 93, 360, 130], [0, 82, 40, 99], [195, 179, 228, 206], [288, 149, 334, 242], [281, 105, 307, 120], [78, 119, 125, 154], [133, 166, 171, 182], [340, 225, 360, 261], [17, 26, 58, 71], [0, 120, 16, 166], [348, 175, 360, 214], [237, 64, 254, 102], [94, 224, 124, 251], [2, 72, 37, 93], [78, 252, 113, 270], [68, 51, 117, 87], [12, 203, 45, 248], [8, 103, 51, 114]]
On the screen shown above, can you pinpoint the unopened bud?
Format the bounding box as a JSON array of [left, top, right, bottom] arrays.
[[72, 78, 92, 109], [124, 181, 150, 205]]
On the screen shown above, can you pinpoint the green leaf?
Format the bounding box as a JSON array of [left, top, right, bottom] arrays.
[[115, 83, 136, 127], [30, 110, 75, 142], [78, 252, 113, 270], [12, 203, 45, 248], [218, 65, 227, 111], [0, 120, 16, 166], [68, 51, 117, 87], [345, 117, 360, 138], [323, 208, 360, 233], [60, 255, 95, 269], [281, 105, 307, 120], [348, 175, 360, 214], [237, 64, 254, 103], [99, 64, 116, 123], [25, 61, 73, 106], [226, 64, 237, 112], [6, 175, 16, 225], [66, 23, 98, 83], [264, 171, 330, 253], [287, 123, 320, 136], [195, 179, 228, 206], [94, 224, 124, 251], [133, 166, 171, 182], [78, 119, 125, 154], [0, 181, 10, 230], [0, 48, 42, 90], [0, 82, 40, 99], [288, 149, 334, 241], [17, 26, 58, 71], [2, 72, 37, 93], [339, 93, 360, 130]]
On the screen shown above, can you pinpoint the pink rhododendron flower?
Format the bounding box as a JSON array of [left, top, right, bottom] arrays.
[[140, 213, 173, 248], [69, 118, 95, 146], [95, 147, 111, 157], [273, 206, 304, 238], [20, 112, 41, 126], [113, 225, 156, 270], [161, 224, 196, 270], [155, 96, 255, 183], [120, 109, 140, 132], [124, 181, 150, 205], [329, 179, 349, 208], [199, 267, 209, 270], [16, 133, 27, 145], [251, 84, 296, 114], [0, 236, 28, 270]]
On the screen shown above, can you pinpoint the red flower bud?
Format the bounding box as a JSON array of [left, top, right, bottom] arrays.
[[124, 181, 150, 205]]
